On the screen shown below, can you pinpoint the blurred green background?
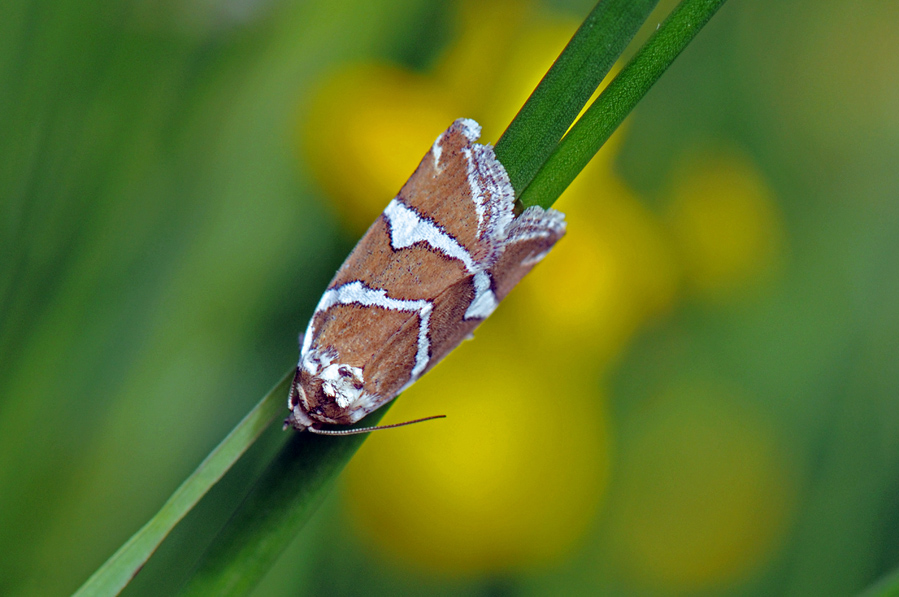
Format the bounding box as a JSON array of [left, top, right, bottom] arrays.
[[2, 0, 898, 595]]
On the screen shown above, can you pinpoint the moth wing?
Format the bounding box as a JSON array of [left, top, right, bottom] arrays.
[[397, 118, 516, 267], [353, 271, 480, 408], [339, 306, 424, 422], [297, 119, 565, 429], [491, 206, 567, 301]]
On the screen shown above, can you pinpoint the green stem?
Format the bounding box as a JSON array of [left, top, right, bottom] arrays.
[[518, 0, 730, 210], [494, 0, 659, 196], [72, 372, 291, 597]]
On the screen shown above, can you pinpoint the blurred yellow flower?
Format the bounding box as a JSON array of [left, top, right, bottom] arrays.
[[665, 144, 784, 300], [345, 321, 609, 574], [302, 64, 458, 232], [520, 166, 679, 370], [607, 381, 795, 591]]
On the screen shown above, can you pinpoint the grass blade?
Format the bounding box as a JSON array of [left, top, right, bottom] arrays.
[[518, 0, 730, 209], [179, 411, 386, 595], [72, 372, 291, 597], [859, 566, 899, 597], [494, 0, 659, 196]]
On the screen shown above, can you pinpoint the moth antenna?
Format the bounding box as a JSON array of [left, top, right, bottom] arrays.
[[307, 415, 446, 436]]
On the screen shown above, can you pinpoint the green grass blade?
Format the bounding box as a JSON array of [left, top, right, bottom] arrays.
[[859, 567, 899, 597], [71, 372, 291, 597], [519, 0, 730, 210], [179, 410, 387, 595], [493, 0, 659, 196]]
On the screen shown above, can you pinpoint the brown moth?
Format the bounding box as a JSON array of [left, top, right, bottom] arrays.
[[286, 119, 565, 434]]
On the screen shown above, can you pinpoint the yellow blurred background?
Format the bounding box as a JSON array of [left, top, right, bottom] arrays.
[[1, 0, 897, 595]]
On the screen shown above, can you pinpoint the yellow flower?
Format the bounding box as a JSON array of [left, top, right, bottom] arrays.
[[301, 64, 458, 233], [520, 165, 679, 371], [345, 320, 610, 573]]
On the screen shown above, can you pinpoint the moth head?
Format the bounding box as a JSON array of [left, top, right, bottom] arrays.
[[284, 363, 366, 431], [285, 360, 447, 435]]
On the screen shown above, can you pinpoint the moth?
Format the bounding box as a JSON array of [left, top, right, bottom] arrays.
[[286, 119, 566, 434]]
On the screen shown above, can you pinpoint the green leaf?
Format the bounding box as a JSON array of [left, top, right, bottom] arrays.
[[71, 372, 290, 597], [494, 0, 659, 196], [518, 0, 730, 210]]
